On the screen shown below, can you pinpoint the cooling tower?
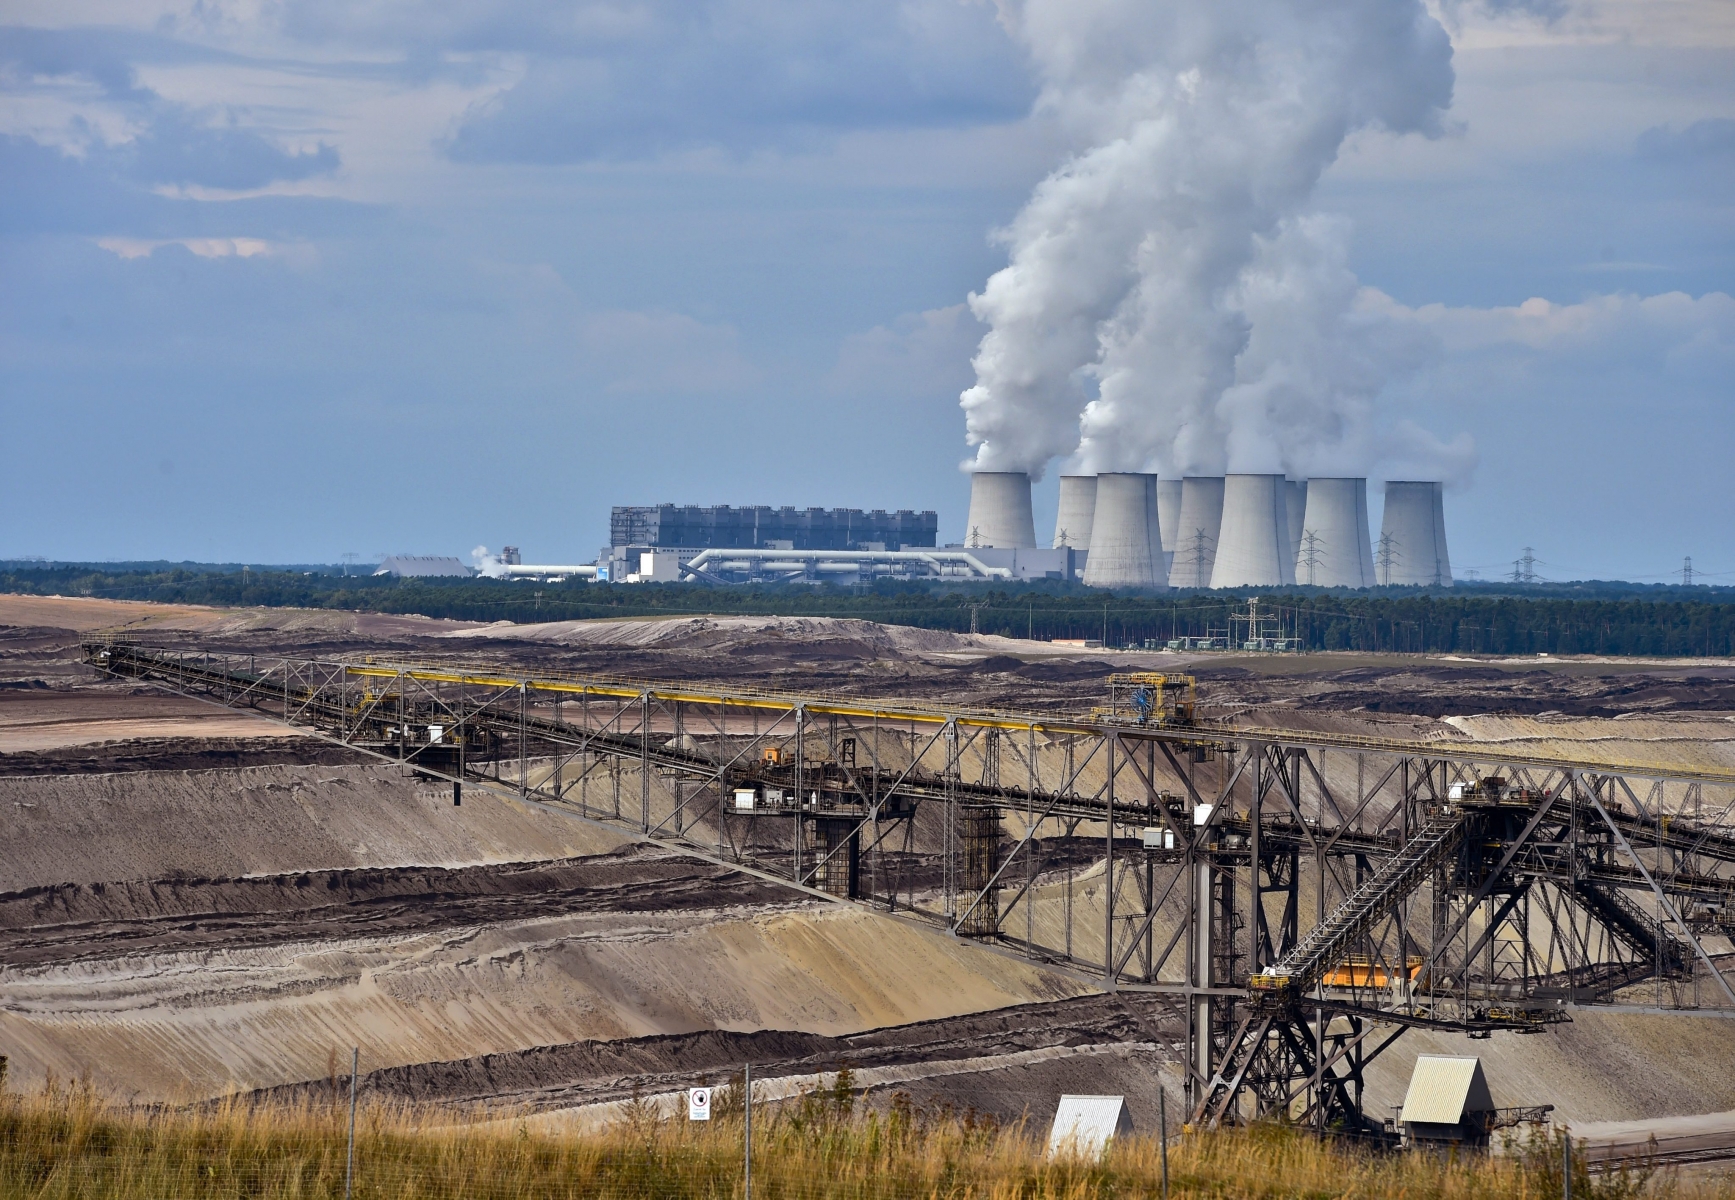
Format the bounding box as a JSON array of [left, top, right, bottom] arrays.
[[1141, 473, 1170, 589], [1170, 476, 1225, 588], [965, 471, 1037, 549], [1156, 479, 1183, 554], [1379, 481, 1453, 586], [1297, 478, 1374, 588], [1082, 473, 1165, 589], [1210, 474, 1292, 588], [1053, 475, 1098, 549], [1285, 480, 1307, 572], [1430, 486, 1453, 586]]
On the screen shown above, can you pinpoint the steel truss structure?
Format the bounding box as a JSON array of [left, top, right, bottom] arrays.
[[85, 640, 1735, 1134]]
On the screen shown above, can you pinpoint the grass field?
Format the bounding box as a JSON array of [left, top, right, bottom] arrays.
[[0, 1075, 1695, 1200]]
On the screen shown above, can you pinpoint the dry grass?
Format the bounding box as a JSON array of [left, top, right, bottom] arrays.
[[0, 1076, 1718, 1200]]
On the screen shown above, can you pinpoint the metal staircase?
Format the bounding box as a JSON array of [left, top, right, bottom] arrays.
[[1254, 804, 1468, 995]]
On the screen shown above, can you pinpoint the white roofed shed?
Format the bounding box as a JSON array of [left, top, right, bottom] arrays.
[[1400, 1056, 1495, 1145]]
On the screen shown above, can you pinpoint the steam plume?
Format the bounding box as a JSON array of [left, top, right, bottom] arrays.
[[960, 0, 1464, 481]]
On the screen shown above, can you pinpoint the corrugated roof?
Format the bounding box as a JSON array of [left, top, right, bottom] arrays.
[[374, 556, 473, 578], [1048, 1095, 1133, 1157], [1401, 1056, 1493, 1125]]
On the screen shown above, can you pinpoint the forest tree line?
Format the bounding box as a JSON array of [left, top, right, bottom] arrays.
[[5, 567, 1734, 657]]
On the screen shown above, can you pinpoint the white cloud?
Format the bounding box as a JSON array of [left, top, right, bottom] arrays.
[[1375, 288, 1735, 371], [95, 235, 276, 257]]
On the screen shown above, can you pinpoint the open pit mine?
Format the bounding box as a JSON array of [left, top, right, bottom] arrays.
[[6, 594, 1735, 1165]]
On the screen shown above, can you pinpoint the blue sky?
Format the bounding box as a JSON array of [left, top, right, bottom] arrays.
[[1, 0, 1731, 583]]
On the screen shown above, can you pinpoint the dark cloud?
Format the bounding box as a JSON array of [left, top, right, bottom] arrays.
[[438, 0, 1032, 163], [126, 109, 340, 190], [0, 25, 341, 190], [0, 135, 376, 237]]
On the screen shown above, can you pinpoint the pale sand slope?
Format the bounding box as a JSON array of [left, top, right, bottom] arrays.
[[0, 763, 625, 891], [0, 904, 1086, 1100], [1445, 713, 1735, 773], [0, 711, 296, 753], [0, 593, 477, 638]]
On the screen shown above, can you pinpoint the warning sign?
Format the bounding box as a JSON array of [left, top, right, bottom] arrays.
[[688, 1087, 711, 1121]]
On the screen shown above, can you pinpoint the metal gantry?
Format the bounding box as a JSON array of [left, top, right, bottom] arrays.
[[84, 639, 1735, 1133]]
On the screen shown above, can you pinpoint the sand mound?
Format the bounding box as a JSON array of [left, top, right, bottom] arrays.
[[0, 762, 623, 890], [0, 902, 1084, 1100]]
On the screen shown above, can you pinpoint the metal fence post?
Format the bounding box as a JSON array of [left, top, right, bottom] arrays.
[[345, 1046, 358, 1200]]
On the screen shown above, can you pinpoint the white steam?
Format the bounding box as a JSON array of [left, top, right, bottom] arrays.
[[961, 0, 1469, 482], [471, 545, 507, 579]]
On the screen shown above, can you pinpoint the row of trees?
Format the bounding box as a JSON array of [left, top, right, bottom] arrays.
[[6, 568, 1734, 657]]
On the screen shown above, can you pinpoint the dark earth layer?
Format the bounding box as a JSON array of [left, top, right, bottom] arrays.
[[244, 992, 1181, 1116], [0, 849, 805, 968]]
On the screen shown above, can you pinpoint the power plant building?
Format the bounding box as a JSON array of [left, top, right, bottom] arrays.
[[565, 474, 1451, 590], [610, 505, 936, 552]]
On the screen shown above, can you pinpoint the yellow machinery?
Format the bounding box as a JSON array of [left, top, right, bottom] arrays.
[[1103, 673, 1197, 726]]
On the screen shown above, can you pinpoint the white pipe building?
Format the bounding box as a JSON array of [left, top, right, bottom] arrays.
[[1296, 478, 1375, 588], [1156, 478, 1183, 576], [1054, 475, 1098, 549], [680, 546, 1014, 583], [1379, 481, 1453, 586], [1171, 477, 1226, 588], [1211, 473, 1293, 588], [1082, 473, 1165, 589], [494, 563, 600, 580], [965, 471, 1037, 548]]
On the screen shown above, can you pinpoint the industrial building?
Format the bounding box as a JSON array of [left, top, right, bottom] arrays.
[[483, 474, 1450, 590], [601, 503, 967, 585], [610, 505, 935, 552]]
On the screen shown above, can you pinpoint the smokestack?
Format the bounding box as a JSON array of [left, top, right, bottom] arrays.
[[1171, 476, 1225, 588], [1054, 475, 1098, 549], [1378, 481, 1453, 586], [965, 471, 1037, 548], [1296, 478, 1374, 588], [1285, 480, 1307, 577], [1156, 478, 1183, 574], [1211, 473, 1291, 588], [1082, 473, 1166, 589]]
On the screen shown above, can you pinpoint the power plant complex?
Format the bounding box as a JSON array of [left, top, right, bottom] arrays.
[[417, 476, 1448, 590]]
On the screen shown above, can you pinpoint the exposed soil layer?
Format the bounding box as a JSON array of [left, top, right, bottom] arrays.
[[0, 736, 368, 775], [0, 850, 800, 968], [247, 993, 1180, 1114], [0, 762, 626, 891]]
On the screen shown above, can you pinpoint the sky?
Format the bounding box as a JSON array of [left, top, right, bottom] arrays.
[[1, 0, 1731, 584]]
